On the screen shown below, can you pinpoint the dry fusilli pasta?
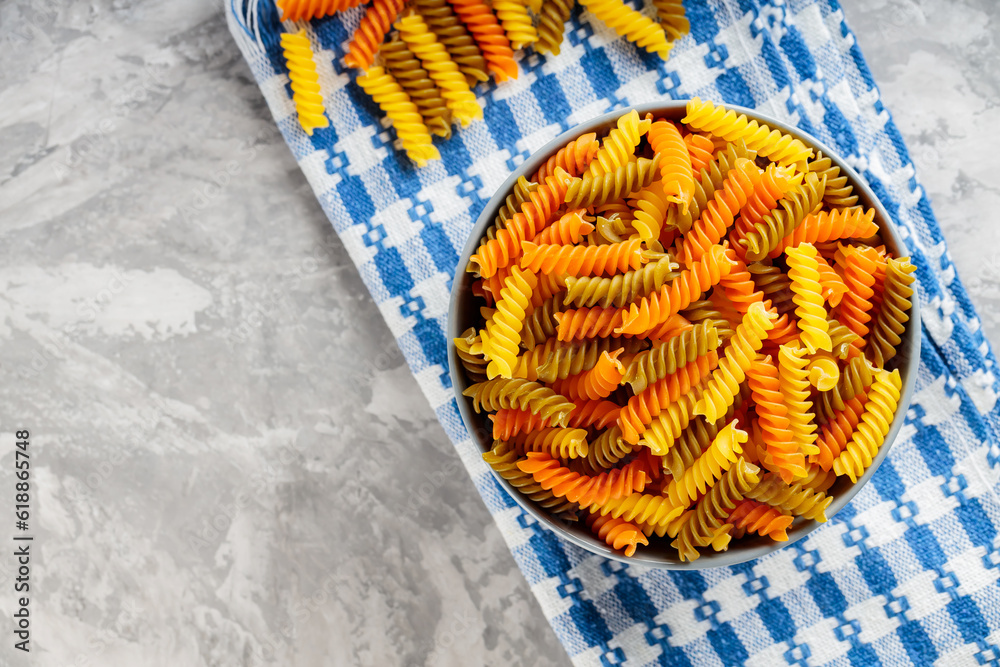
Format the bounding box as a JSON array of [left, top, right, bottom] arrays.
[[281, 30, 330, 136]]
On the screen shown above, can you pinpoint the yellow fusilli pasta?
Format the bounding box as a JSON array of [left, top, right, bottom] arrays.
[[683, 97, 813, 167], [357, 66, 440, 166], [832, 369, 902, 482], [695, 302, 777, 421], [280, 30, 330, 135], [578, 0, 671, 59], [785, 242, 832, 354], [481, 266, 538, 378]]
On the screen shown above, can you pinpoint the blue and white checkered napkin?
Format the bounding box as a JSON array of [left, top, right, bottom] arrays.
[[227, 0, 1000, 663]]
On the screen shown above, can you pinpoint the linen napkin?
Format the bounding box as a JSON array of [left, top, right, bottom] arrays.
[[226, 0, 1000, 663]]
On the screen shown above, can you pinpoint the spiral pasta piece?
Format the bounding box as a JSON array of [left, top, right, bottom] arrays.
[[838, 244, 880, 346], [565, 156, 661, 208], [727, 500, 794, 541], [463, 378, 575, 426], [563, 256, 679, 309], [493, 0, 537, 49], [521, 238, 645, 277], [517, 452, 649, 506], [380, 36, 453, 139], [568, 399, 623, 430], [868, 257, 915, 369], [531, 210, 594, 246], [628, 183, 671, 250], [777, 342, 817, 455], [595, 201, 634, 222], [557, 307, 687, 344], [454, 327, 489, 382], [832, 369, 901, 482], [587, 110, 650, 178], [809, 151, 858, 209], [807, 351, 841, 392], [741, 173, 826, 262], [800, 463, 837, 492], [672, 457, 760, 561], [649, 0, 689, 40], [447, 0, 518, 81], [871, 252, 889, 313], [483, 440, 578, 513], [277, 0, 363, 21], [684, 133, 714, 174], [551, 349, 626, 401], [280, 30, 330, 136], [357, 66, 440, 166], [530, 275, 565, 311], [657, 421, 747, 523], [640, 392, 697, 456], [707, 286, 743, 323], [481, 266, 538, 378], [397, 12, 482, 126], [490, 408, 548, 439], [533, 134, 600, 183], [587, 513, 648, 557], [814, 253, 848, 307], [828, 317, 861, 360], [683, 98, 814, 167], [745, 472, 831, 522], [661, 399, 741, 478], [345, 0, 408, 70], [623, 321, 721, 393], [579, 0, 671, 58], [521, 294, 563, 349], [748, 355, 807, 482], [521, 427, 590, 459], [470, 172, 571, 277], [586, 426, 634, 470], [669, 140, 757, 236], [740, 163, 796, 231], [483, 177, 537, 243], [674, 158, 763, 266], [413, 0, 490, 84], [773, 207, 878, 255], [516, 337, 610, 382], [681, 299, 736, 341], [619, 244, 736, 335], [814, 395, 866, 471], [694, 302, 776, 421], [618, 352, 719, 444], [642, 313, 694, 342], [815, 355, 875, 423], [593, 491, 677, 530], [536, 0, 574, 54], [555, 306, 624, 341], [746, 263, 794, 317], [786, 243, 832, 354], [717, 253, 775, 316], [647, 120, 694, 209]]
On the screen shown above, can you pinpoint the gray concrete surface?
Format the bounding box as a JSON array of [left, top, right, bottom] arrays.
[[0, 0, 994, 664]]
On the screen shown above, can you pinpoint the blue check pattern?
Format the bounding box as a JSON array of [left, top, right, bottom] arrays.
[[228, 0, 1000, 663]]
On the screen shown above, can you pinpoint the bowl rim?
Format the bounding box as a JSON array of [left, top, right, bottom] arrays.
[[446, 99, 921, 569]]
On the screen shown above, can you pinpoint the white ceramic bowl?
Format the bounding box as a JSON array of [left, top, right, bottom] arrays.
[[447, 100, 920, 568]]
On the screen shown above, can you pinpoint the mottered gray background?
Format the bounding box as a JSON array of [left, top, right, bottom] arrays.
[[0, 0, 996, 664]]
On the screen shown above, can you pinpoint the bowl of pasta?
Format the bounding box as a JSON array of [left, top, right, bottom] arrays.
[[447, 99, 920, 568]]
